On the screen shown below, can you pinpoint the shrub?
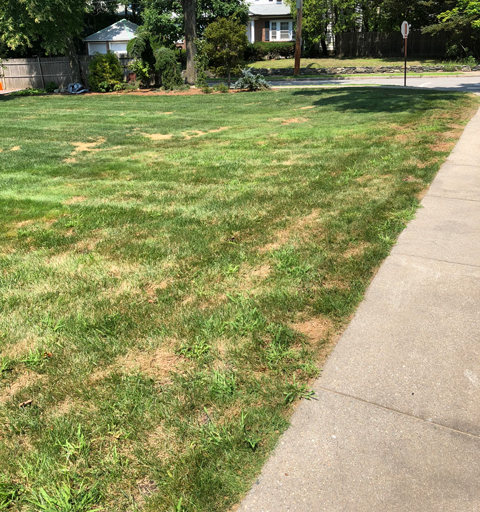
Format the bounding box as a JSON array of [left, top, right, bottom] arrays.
[[195, 38, 210, 88], [245, 42, 295, 62], [129, 58, 152, 87], [88, 51, 123, 92], [10, 88, 45, 96], [234, 68, 270, 91], [214, 83, 229, 93], [202, 85, 213, 94], [155, 47, 183, 90], [45, 81, 57, 93]]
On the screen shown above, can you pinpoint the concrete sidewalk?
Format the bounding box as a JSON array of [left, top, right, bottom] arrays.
[[239, 109, 480, 511]]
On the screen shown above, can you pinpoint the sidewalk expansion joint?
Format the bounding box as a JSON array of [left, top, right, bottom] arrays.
[[315, 385, 480, 440], [391, 251, 480, 269], [426, 194, 480, 204]]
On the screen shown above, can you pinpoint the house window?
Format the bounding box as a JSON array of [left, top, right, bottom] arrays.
[[280, 21, 290, 39], [270, 21, 277, 40]]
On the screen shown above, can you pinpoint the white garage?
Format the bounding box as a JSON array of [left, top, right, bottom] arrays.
[[84, 19, 138, 56]]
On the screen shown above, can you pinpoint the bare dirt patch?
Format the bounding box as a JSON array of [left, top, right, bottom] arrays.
[[63, 157, 77, 164], [292, 317, 333, 345], [10, 146, 21, 151], [299, 106, 316, 110]]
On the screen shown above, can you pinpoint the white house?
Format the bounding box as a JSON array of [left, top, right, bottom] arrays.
[[84, 19, 138, 56], [247, 0, 295, 43]]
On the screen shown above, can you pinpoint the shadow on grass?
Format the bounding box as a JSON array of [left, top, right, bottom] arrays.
[[291, 86, 463, 113]]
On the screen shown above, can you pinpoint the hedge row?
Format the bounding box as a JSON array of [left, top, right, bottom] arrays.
[[245, 42, 295, 61]]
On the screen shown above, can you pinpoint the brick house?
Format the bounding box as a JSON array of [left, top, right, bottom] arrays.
[[247, 0, 295, 43]]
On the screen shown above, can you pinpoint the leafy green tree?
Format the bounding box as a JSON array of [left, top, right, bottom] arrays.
[[424, 0, 480, 59], [0, 0, 86, 79], [203, 16, 248, 85], [139, 0, 248, 45], [140, 0, 247, 83]]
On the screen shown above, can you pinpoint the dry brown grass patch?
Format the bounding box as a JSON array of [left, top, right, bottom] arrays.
[[64, 196, 87, 205], [10, 146, 21, 151], [2, 336, 39, 359], [142, 133, 173, 141], [292, 317, 333, 345], [116, 347, 180, 383], [281, 118, 308, 125], [0, 372, 46, 405], [145, 280, 171, 298], [343, 242, 369, 258], [71, 138, 106, 154], [49, 397, 93, 418], [259, 210, 321, 253], [429, 141, 455, 152]]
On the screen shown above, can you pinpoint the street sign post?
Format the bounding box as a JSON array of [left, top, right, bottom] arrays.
[[401, 21, 409, 87]]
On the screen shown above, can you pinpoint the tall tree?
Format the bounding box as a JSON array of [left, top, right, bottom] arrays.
[[182, 0, 197, 84], [0, 0, 86, 80], [140, 0, 248, 78]]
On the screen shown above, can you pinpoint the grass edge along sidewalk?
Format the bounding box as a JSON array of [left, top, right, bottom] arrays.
[[0, 88, 478, 512]]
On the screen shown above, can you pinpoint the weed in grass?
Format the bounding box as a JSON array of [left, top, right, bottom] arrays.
[[26, 481, 102, 512]]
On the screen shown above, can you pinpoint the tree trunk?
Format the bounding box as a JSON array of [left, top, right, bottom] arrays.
[[182, 0, 197, 85], [67, 39, 82, 84], [321, 38, 328, 56]]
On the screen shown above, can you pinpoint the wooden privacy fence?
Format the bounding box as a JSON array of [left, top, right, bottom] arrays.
[[0, 56, 133, 90], [335, 31, 447, 58]]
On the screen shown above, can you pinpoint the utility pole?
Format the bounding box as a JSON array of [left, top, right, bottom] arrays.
[[294, 0, 302, 77]]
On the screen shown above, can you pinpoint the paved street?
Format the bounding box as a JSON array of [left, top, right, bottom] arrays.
[[239, 108, 480, 511], [271, 74, 480, 92]]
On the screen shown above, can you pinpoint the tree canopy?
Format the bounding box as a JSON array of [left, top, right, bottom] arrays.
[[0, 0, 85, 55], [139, 0, 248, 46]]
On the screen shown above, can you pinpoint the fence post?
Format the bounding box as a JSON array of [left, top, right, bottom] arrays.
[[38, 57, 45, 89]]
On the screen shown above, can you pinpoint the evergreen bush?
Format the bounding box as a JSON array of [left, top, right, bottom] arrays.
[[155, 47, 183, 90], [88, 52, 123, 92]]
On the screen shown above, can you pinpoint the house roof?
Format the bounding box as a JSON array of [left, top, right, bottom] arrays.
[[84, 19, 138, 42], [248, 3, 291, 16]]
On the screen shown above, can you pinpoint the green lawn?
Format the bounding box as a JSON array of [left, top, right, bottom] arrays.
[[250, 57, 468, 69], [0, 88, 478, 512]]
